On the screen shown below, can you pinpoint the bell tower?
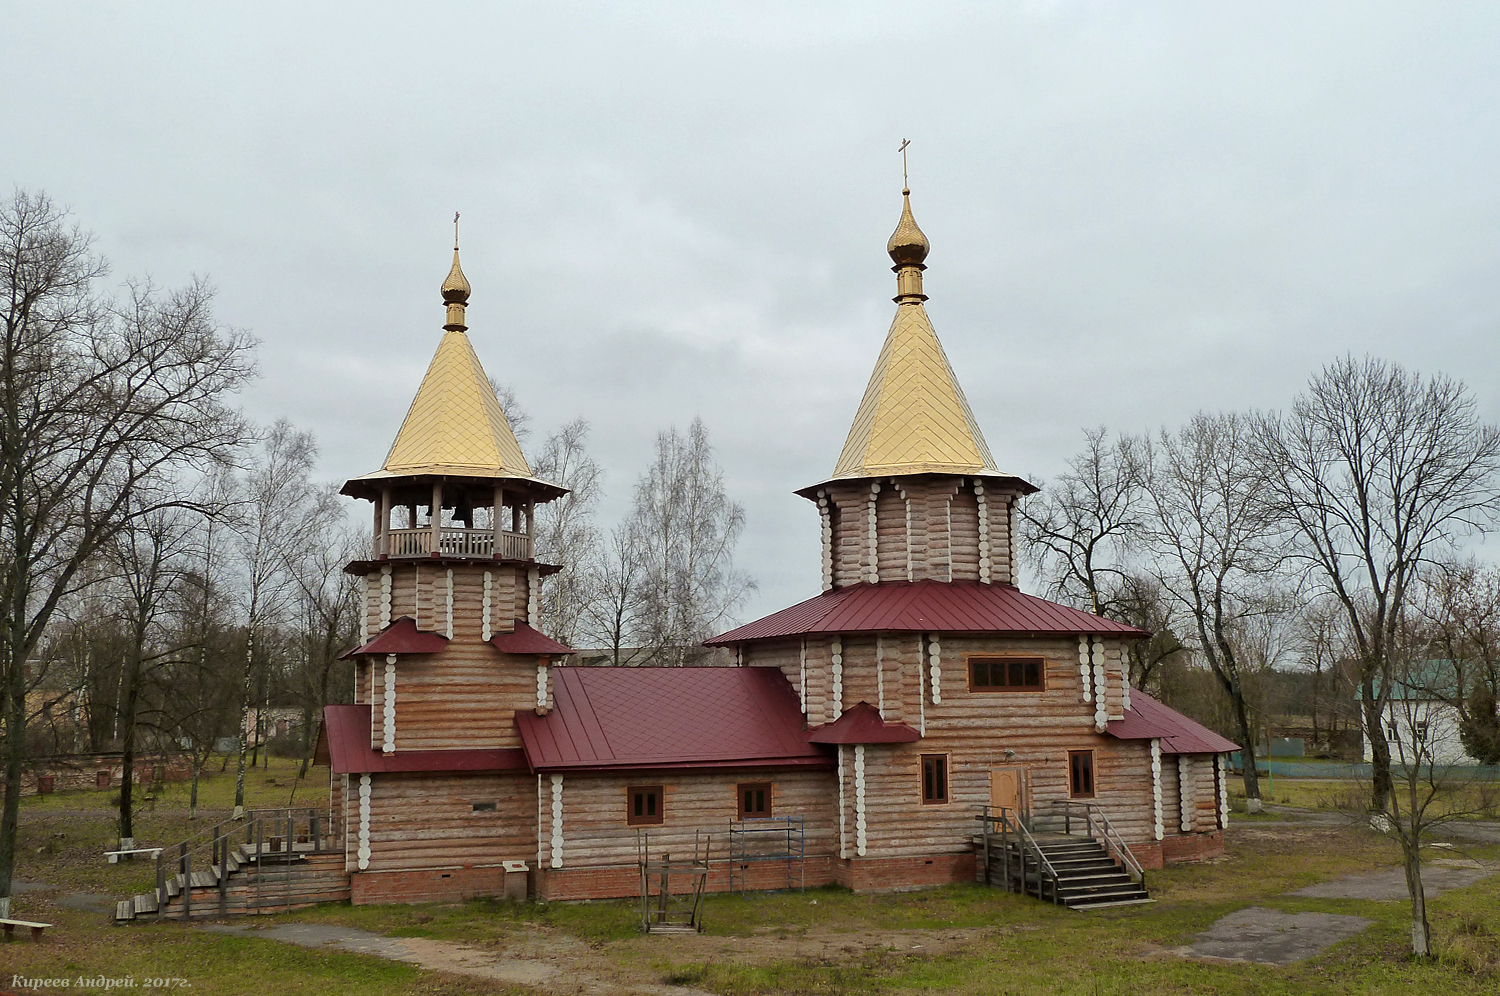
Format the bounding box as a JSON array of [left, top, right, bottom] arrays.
[[796, 186, 1037, 589], [339, 232, 571, 763]]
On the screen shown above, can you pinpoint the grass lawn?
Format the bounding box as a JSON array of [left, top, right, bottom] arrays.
[[4, 772, 1498, 994]]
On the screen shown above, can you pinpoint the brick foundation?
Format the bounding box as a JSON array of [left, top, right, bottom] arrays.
[[538, 855, 837, 902], [834, 852, 976, 892], [1162, 829, 1223, 863], [350, 866, 513, 905]]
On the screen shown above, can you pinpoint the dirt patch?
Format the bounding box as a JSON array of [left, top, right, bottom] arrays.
[[611, 924, 1002, 966], [204, 922, 715, 995]]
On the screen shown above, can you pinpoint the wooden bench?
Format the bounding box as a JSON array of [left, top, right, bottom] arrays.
[[0, 918, 52, 941], [105, 847, 162, 864]]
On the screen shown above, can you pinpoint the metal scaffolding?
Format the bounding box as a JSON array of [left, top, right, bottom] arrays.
[[727, 815, 805, 894]]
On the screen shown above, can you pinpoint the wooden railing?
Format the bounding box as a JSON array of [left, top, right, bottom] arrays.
[[382, 527, 532, 560], [1048, 800, 1147, 893], [978, 805, 1062, 904], [154, 807, 341, 919]]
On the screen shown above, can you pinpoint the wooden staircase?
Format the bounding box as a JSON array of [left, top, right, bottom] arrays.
[[986, 832, 1153, 909], [979, 802, 1153, 911], [115, 809, 350, 921]]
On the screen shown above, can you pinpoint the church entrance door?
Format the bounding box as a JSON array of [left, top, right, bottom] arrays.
[[989, 766, 1027, 823]]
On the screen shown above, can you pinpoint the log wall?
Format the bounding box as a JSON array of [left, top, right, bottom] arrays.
[[813, 476, 1026, 588], [361, 770, 538, 873]]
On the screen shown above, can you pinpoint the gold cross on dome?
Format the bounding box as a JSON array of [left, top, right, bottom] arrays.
[[899, 138, 911, 189], [453, 211, 460, 249]]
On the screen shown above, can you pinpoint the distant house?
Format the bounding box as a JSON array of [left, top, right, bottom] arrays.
[[1362, 661, 1471, 766]]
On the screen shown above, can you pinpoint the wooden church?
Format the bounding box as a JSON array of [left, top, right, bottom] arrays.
[[317, 190, 1238, 907]]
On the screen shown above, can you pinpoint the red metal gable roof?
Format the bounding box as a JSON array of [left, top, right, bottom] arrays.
[[807, 701, 921, 744], [317, 704, 528, 774], [515, 666, 832, 772], [1106, 691, 1239, 755], [340, 616, 449, 658], [707, 580, 1146, 645], [489, 621, 576, 656]]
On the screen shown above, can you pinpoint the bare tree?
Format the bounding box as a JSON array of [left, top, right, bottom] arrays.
[[1417, 560, 1500, 765], [0, 191, 254, 915], [1143, 413, 1280, 811], [1019, 427, 1147, 617], [228, 421, 321, 810], [1375, 635, 1499, 958], [106, 506, 197, 845], [533, 418, 603, 646], [628, 418, 755, 664], [1255, 356, 1500, 813], [581, 523, 646, 664]]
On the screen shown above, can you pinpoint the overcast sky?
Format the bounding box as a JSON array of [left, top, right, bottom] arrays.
[[5, 3, 1499, 623]]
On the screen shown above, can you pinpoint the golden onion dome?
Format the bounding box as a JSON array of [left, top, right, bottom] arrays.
[[440, 248, 471, 305], [886, 188, 930, 267]]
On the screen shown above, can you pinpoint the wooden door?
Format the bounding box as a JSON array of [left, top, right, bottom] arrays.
[[989, 767, 1025, 818]]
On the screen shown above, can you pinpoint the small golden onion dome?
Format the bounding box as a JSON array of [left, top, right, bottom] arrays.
[[886, 188, 930, 267], [441, 248, 471, 305]]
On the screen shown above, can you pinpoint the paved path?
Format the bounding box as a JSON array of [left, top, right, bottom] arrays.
[[1291, 859, 1496, 900], [1173, 908, 1373, 967]]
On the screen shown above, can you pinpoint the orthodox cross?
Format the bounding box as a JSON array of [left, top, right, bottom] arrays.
[[453, 211, 460, 249], [899, 138, 911, 189]]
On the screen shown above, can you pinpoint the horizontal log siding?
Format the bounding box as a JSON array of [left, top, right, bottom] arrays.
[[362, 771, 538, 872], [828, 487, 866, 587], [394, 646, 536, 749], [841, 635, 880, 711], [1104, 638, 1126, 721], [925, 487, 952, 582], [1160, 751, 1181, 833], [876, 489, 908, 582], [837, 635, 1160, 854], [949, 489, 981, 582], [986, 493, 1014, 585], [805, 638, 831, 726], [1187, 755, 1221, 829], [553, 768, 837, 871]]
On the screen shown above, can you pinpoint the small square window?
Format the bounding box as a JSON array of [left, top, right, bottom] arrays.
[[471, 801, 496, 813], [628, 785, 663, 826], [737, 782, 771, 819], [1069, 750, 1095, 799], [969, 656, 1044, 691], [921, 754, 948, 805]]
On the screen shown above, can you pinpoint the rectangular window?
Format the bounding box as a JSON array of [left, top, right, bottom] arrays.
[[921, 754, 948, 805], [737, 782, 771, 819], [470, 801, 496, 813], [968, 656, 1044, 691], [1069, 750, 1095, 799], [628, 785, 663, 826]]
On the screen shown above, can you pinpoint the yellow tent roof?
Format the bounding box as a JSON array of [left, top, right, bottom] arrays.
[[830, 301, 1002, 480], [367, 329, 534, 480]]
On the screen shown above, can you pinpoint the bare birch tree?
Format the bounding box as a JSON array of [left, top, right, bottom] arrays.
[[628, 418, 755, 664], [1255, 356, 1500, 813], [1143, 412, 1280, 811], [0, 190, 254, 914], [228, 421, 321, 810], [533, 418, 603, 646]]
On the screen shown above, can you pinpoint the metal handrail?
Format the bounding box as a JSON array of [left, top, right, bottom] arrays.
[[1050, 800, 1146, 891], [979, 805, 1062, 904]]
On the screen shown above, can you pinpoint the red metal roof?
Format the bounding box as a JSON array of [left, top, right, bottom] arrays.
[[515, 666, 833, 773], [317, 705, 528, 774], [1106, 691, 1240, 755], [341, 616, 449, 658], [489, 621, 576, 656], [707, 580, 1146, 645], [807, 701, 921, 744]]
